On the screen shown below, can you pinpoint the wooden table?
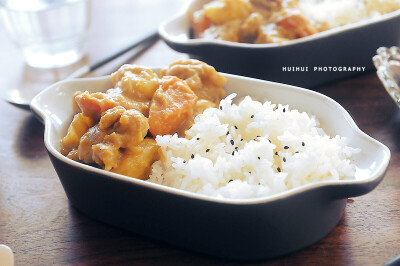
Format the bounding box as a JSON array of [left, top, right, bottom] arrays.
[[0, 1, 399, 265]]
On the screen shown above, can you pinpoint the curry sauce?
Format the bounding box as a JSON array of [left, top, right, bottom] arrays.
[[60, 59, 226, 179], [191, 0, 321, 44]]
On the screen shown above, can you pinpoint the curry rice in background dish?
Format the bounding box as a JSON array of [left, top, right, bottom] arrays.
[[160, 0, 400, 88], [191, 0, 400, 44], [60, 59, 359, 199]]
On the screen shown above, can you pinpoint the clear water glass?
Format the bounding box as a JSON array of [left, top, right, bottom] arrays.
[[0, 0, 90, 68]]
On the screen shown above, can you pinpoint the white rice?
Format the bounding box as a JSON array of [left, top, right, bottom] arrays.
[[299, 0, 400, 28], [148, 94, 359, 199]]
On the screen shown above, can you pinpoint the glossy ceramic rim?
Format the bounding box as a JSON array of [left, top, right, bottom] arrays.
[[373, 46, 400, 108], [159, 0, 400, 48], [30, 72, 391, 205]]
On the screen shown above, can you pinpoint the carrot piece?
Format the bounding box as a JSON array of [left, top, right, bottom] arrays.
[[74, 91, 119, 120], [149, 76, 198, 136], [277, 11, 318, 38], [192, 10, 212, 36]]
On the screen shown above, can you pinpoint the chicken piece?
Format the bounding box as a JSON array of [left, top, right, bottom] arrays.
[[239, 12, 264, 43], [107, 107, 149, 148], [200, 20, 242, 42], [91, 139, 122, 171], [65, 150, 79, 161], [160, 59, 226, 105], [73, 106, 149, 171], [255, 23, 292, 43], [74, 64, 159, 120], [191, 9, 212, 38], [74, 91, 115, 120], [110, 64, 160, 100], [148, 76, 198, 136], [76, 106, 126, 165], [94, 107, 149, 170], [203, 0, 252, 25], [250, 0, 282, 11], [250, 0, 283, 18], [276, 10, 318, 38], [111, 138, 160, 180], [74, 88, 150, 120], [60, 113, 95, 156], [98, 104, 126, 130], [76, 124, 107, 164]]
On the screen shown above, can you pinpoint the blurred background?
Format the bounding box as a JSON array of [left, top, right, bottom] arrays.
[[0, 0, 187, 106]]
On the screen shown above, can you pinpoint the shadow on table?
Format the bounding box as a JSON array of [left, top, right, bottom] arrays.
[[385, 109, 400, 151], [63, 204, 227, 265], [14, 114, 47, 159]]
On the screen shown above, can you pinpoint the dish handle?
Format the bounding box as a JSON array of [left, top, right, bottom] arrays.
[[327, 131, 390, 200]]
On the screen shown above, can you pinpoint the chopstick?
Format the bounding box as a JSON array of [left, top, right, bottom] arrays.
[[67, 29, 159, 79]]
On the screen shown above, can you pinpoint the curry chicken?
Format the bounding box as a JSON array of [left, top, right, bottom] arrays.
[[191, 0, 322, 44], [60, 59, 226, 179]]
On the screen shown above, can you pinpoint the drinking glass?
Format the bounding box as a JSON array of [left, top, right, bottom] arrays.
[[0, 0, 91, 68]]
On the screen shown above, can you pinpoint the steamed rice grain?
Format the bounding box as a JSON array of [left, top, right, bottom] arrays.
[[149, 94, 359, 199], [299, 0, 400, 29]]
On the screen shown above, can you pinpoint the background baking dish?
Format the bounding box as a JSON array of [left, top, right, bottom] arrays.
[[159, 0, 400, 88]]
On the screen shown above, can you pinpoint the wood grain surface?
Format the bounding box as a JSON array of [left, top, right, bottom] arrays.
[[0, 1, 399, 265]]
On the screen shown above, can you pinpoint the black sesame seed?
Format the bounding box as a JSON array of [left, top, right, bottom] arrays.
[[249, 171, 252, 174], [277, 167, 281, 172], [302, 142, 305, 146], [183, 160, 186, 163], [191, 154, 194, 159], [196, 137, 200, 140], [235, 147, 238, 150], [275, 152, 279, 156], [268, 139, 271, 143], [206, 149, 210, 152], [234, 125, 238, 129], [232, 151, 235, 156], [251, 115, 254, 118], [228, 179, 233, 183], [284, 146, 289, 149], [295, 151, 299, 154], [220, 106, 222, 110], [240, 139, 243, 141], [226, 131, 229, 135], [283, 157, 286, 162], [258, 156, 260, 160], [230, 139, 234, 145], [283, 108, 286, 112]]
